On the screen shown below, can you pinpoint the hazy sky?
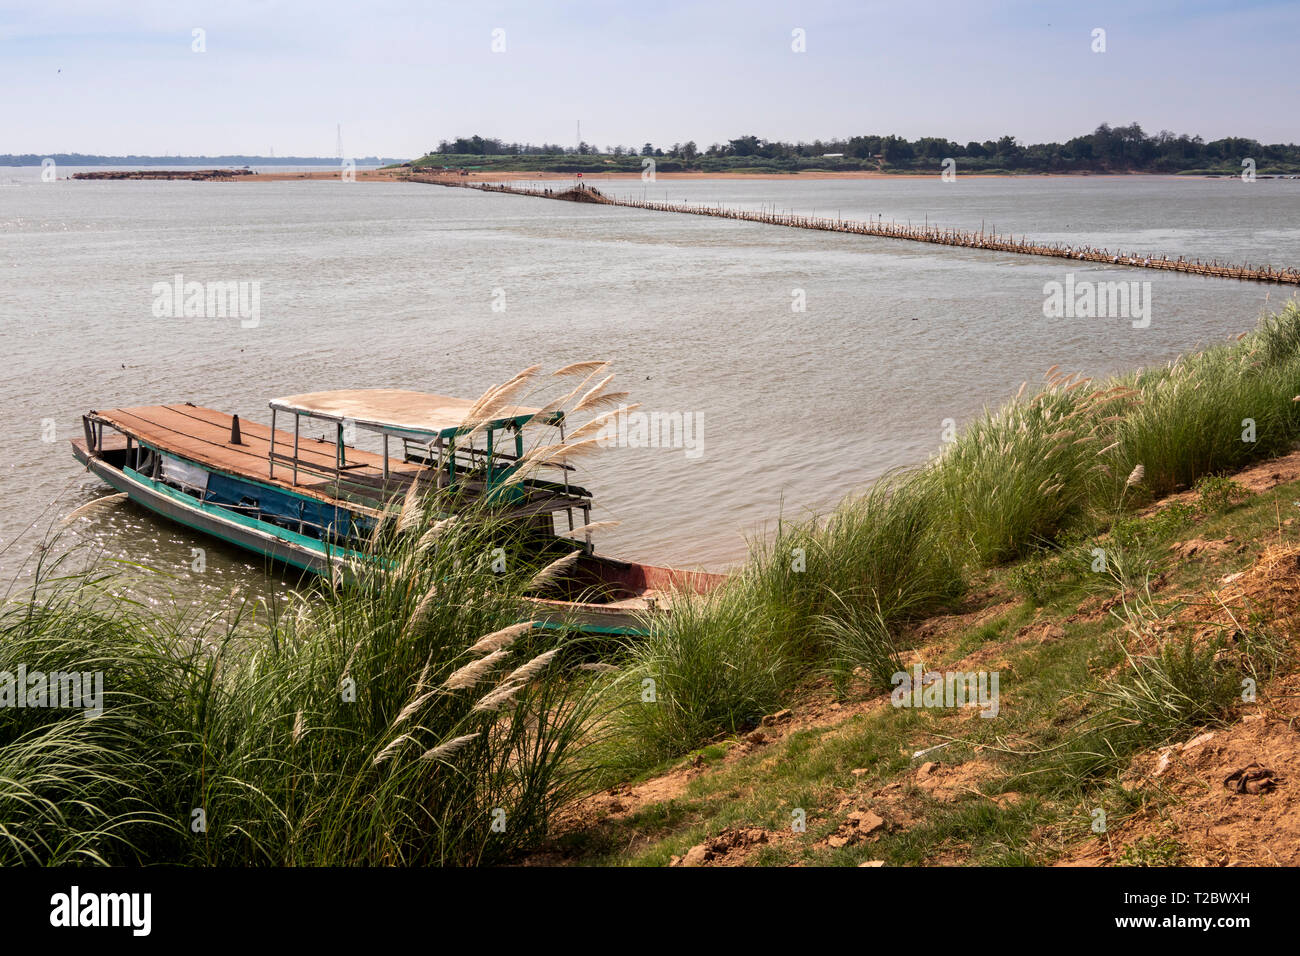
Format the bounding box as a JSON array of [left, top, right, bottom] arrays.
[[3, 0, 1297, 157]]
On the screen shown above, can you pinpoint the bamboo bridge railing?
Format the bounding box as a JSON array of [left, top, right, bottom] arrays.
[[409, 173, 1300, 286]]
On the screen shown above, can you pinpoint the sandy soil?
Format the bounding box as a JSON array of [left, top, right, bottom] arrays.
[[1059, 545, 1300, 865]]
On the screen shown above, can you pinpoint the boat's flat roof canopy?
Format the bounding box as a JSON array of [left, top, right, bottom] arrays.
[[269, 389, 561, 440]]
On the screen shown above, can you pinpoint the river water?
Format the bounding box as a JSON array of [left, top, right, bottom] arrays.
[[1, 168, 1296, 604]]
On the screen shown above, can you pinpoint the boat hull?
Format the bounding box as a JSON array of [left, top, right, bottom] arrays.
[[71, 440, 724, 635], [73, 439, 344, 574]]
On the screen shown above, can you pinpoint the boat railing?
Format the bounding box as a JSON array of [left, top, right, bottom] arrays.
[[401, 437, 575, 474], [266, 447, 358, 484]]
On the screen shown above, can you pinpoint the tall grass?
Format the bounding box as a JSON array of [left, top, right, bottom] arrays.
[[192, 499, 606, 866], [609, 585, 789, 770], [612, 302, 1300, 763], [744, 471, 963, 658], [932, 302, 1300, 555], [933, 375, 1134, 562], [611, 471, 964, 761], [1111, 317, 1300, 498], [0, 551, 210, 865], [817, 592, 907, 694], [0, 493, 606, 865]]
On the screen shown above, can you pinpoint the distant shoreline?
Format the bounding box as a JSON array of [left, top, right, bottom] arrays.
[[0, 155, 402, 167], [230, 168, 1231, 184], [49, 167, 1281, 185]]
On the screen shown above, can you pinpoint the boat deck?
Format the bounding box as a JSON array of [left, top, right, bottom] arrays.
[[87, 404, 584, 517]]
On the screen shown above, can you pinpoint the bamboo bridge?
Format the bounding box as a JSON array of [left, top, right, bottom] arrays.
[[409, 173, 1300, 286]]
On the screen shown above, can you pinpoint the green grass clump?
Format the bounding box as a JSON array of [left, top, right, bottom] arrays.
[[609, 472, 963, 763], [0, 550, 225, 865], [182, 503, 605, 866], [1007, 547, 1090, 604], [1098, 635, 1240, 738], [933, 378, 1120, 563], [608, 586, 789, 771], [741, 472, 963, 662], [1054, 627, 1241, 786], [933, 302, 1300, 560], [0, 495, 606, 866], [1112, 310, 1300, 499], [1193, 474, 1250, 513], [1117, 835, 1183, 867], [817, 593, 906, 693]]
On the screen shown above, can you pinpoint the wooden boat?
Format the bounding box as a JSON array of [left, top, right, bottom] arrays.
[[70, 390, 725, 635]]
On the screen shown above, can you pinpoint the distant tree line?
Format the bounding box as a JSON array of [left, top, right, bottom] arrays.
[[0, 153, 402, 167], [423, 124, 1300, 174]]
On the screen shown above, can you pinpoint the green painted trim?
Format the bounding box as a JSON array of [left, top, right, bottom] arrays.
[[533, 619, 647, 637], [123, 466, 365, 572]]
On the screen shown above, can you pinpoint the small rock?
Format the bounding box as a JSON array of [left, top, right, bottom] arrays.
[[1035, 624, 1064, 644], [1172, 538, 1232, 560], [827, 835, 850, 849], [917, 761, 937, 778], [746, 730, 767, 745], [858, 860, 886, 867], [1182, 731, 1215, 751], [681, 844, 710, 867], [1224, 764, 1277, 795], [851, 768, 869, 777], [848, 810, 886, 834]]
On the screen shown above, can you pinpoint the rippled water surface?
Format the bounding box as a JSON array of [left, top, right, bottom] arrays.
[[2, 169, 1297, 600]]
